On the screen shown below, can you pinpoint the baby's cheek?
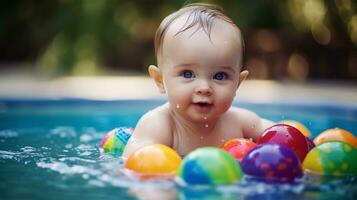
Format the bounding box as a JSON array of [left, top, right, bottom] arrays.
[[167, 91, 189, 109], [217, 92, 235, 111]]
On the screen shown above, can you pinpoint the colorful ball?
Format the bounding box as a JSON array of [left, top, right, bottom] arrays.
[[99, 127, 133, 157], [302, 141, 357, 176], [177, 147, 243, 185], [221, 138, 256, 162], [306, 137, 316, 152], [257, 124, 309, 162], [314, 128, 357, 149], [125, 144, 182, 178], [241, 144, 303, 182], [280, 120, 312, 138]]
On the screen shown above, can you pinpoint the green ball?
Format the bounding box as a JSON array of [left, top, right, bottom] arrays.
[[177, 147, 243, 185], [303, 141, 357, 176]]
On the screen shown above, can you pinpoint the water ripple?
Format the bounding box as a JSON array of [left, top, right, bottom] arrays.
[[50, 127, 76, 138], [0, 130, 18, 138]]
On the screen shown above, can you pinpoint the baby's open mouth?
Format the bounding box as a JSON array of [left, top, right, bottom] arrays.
[[192, 102, 213, 113], [196, 102, 211, 106]]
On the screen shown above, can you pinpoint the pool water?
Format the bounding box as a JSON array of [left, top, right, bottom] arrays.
[[0, 99, 356, 200]]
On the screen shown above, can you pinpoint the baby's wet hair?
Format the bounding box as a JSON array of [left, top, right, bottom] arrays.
[[154, 3, 245, 67]]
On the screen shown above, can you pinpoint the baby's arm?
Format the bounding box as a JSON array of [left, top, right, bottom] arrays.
[[238, 108, 275, 141], [122, 108, 172, 158]]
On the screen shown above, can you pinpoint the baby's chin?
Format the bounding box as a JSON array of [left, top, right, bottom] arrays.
[[183, 110, 222, 124], [168, 103, 227, 123]]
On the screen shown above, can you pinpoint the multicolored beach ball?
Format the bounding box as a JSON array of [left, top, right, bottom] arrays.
[[177, 147, 243, 185], [99, 127, 133, 157]]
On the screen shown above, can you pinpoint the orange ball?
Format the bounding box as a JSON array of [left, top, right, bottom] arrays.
[[314, 128, 357, 149], [221, 138, 256, 162], [124, 144, 182, 178], [280, 120, 311, 138]]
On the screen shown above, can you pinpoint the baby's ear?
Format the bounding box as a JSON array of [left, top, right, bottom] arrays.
[[237, 70, 249, 89], [148, 65, 165, 93]]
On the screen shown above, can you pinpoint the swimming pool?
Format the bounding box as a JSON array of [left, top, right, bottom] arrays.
[[0, 99, 356, 199]]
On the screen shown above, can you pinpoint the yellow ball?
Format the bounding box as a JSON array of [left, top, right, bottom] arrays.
[[125, 144, 182, 178], [314, 128, 357, 149], [302, 141, 357, 176], [280, 120, 311, 138]]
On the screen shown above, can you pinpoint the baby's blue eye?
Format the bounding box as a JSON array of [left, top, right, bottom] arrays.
[[213, 72, 227, 80], [182, 70, 194, 78]]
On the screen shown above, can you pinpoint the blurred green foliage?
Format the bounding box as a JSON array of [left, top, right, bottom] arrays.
[[0, 0, 356, 80]]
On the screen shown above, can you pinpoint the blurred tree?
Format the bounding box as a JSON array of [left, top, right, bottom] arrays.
[[0, 0, 356, 80]]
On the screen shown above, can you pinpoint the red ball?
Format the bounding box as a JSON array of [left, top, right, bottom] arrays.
[[257, 124, 308, 162], [221, 138, 257, 162]]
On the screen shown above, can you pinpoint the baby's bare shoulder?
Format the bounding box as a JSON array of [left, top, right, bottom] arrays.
[[138, 104, 172, 130], [225, 106, 260, 121], [223, 106, 262, 130], [122, 104, 173, 157], [227, 106, 275, 140]]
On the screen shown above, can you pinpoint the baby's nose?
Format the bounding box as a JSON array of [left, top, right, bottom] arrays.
[[194, 81, 213, 96]]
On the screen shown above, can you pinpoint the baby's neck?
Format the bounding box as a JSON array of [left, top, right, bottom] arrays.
[[169, 107, 217, 136]]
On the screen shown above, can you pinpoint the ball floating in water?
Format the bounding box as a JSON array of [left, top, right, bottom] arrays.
[[221, 138, 256, 162], [257, 124, 309, 162], [306, 137, 316, 152], [280, 120, 312, 138], [99, 127, 132, 157], [124, 144, 182, 178], [241, 144, 303, 182], [314, 128, 357, 149], [302, 141, 357, 176], [177, 147, 243, 185]]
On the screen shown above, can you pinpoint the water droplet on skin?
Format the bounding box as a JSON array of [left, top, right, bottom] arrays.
[[176, 104, 180, 109], [205, 124, 209, 128], [204, 117, 207, 120]]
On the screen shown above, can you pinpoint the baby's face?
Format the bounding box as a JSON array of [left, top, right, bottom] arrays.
[[158, 17, 243, 122]]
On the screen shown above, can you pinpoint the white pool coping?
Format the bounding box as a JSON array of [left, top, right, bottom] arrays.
[[0, 76, 356, 107]]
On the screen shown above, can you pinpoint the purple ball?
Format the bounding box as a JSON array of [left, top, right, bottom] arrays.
[[306, 137, 315, 152], [241, 144, 302, 182]]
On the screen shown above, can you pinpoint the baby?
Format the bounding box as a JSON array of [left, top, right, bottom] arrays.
[[123, 3, 274, 157]]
